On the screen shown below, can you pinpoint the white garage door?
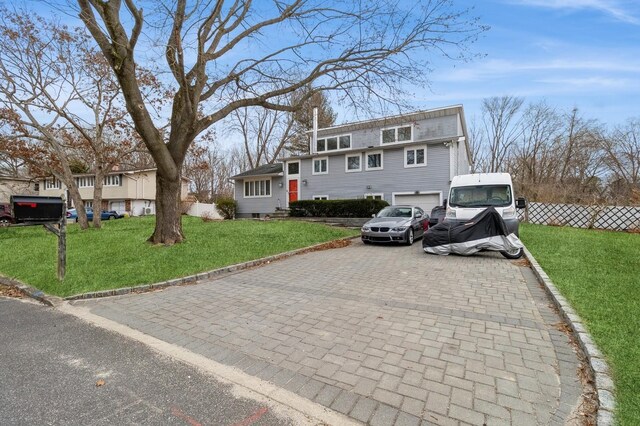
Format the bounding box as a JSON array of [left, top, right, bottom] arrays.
[[393, 193, 441, 213]]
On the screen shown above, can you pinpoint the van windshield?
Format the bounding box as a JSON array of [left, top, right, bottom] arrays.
[[449, 185, 512, 208]]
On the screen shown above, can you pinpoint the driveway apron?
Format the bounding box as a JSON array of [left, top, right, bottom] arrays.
[[72, 241, 584, 425]]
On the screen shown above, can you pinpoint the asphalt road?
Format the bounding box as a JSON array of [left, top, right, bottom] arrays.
[[0, 297, 294, 426]]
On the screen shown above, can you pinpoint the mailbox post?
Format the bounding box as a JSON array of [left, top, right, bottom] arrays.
[[10, 195, 67, 280]]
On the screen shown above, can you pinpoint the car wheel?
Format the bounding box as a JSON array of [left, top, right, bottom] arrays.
[[500, 248, 524, 259], [0, 218, 10, 227], [405, 228, 414, 245]]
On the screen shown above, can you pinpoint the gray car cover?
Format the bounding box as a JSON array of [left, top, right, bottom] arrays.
[[422, 207, 523, 256]]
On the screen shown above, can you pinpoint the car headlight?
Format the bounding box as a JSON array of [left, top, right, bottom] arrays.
[[446, 206, 456, 218], [391, 226, 408, 232], [502, 206, 517, 219], [361, 226, 370, 232]]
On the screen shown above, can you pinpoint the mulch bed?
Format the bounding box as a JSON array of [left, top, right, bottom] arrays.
[[0, 284, 24, 298]]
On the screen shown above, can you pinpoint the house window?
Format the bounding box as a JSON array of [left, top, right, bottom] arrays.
[[313, 195, 329, 200], [381, 125, 413, 145], [76, 176, 95, 188], [365, 193, 383, 200], [104, 175, 121, 186], [244, 178, 272, 198], [404, 145, 427, 168], [366, 151, 383, 171], [345, 153, 361, 173], [45, 178, 62, 189], [287, 162, 300, 175], [312, 157, 328, 175], [316, 134, 351, 153]]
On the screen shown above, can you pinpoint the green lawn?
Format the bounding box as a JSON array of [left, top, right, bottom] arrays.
[[521, 223, 640, 425], [0, 217, 358, 298]]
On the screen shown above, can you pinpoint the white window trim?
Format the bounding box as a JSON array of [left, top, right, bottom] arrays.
[[364, 193, 384, 200], [243, 177, 273, 198], [104, 175, 121, 186], [313, 195, 329, 200], [312, 156, 329, 175], [380, 124, 414, 146], [365, 150, 384, 171], [345, 153, 362, 173], [286, 160, 300, 176], [404, 145, 427, 168], [316, 133, 352, 153]]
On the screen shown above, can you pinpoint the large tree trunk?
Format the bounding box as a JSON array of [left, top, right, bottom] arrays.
[[148, 170, 184, 245], [92, 168, 104, 229]]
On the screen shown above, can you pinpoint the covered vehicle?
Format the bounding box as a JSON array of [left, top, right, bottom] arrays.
[[361, 205, 428, 245], [423, 207, 523, 258]]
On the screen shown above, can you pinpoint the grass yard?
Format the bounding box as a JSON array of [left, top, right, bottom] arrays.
[[521, 223, 640, 425], [0, 216, 358, 298]]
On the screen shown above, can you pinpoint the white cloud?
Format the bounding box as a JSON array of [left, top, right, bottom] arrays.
[[510, 0, 640, 24], [435, 57, 640, 82]]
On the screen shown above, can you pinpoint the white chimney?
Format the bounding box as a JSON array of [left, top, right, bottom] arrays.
[[311, 106, 318, 155]]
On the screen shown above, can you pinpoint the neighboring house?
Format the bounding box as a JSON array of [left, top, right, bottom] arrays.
[[38, 168, 190, 216], [0, 175, 38, 203], [231, 105, 471, 218]]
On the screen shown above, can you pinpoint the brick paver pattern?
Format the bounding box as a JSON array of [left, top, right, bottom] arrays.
[[75, 241, 583, 425]]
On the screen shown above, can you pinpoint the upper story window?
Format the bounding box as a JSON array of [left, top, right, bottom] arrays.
[[381, 125, 413, 145], [366, 151, 383, 171], [45, 178, 62, 189], [345, 153, 362, 173], [404, 145, 427, 168], [244, 178, 271, 198], [287, 161, 300, 175], [312, 157, 329, 175], [76, 176, 95, 188], [316, 134, 351, 153], [104, 175, 121, 186]]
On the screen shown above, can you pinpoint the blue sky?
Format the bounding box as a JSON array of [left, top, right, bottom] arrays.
[[18, 0, 640, 130], [416, 0, 640, 127]]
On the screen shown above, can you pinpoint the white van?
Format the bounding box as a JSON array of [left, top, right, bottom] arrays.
[[446, 173, 526, 236]]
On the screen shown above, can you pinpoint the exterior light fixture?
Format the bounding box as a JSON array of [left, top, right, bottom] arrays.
[[302, 179, 308, 185]]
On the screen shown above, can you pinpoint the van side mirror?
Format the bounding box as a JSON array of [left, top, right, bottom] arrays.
[[443, 199, 448, 209], [516, 197, 527, 209], [372, 213, 376, 218]]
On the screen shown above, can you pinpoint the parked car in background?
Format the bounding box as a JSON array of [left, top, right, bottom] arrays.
[[429, 205, 446, 227], [66, 208, 124, 222], [0, 203, 14, 226], [361, 205, 429, 245]]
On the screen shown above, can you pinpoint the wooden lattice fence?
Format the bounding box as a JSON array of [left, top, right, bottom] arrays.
[[518, 202, 640, 231]]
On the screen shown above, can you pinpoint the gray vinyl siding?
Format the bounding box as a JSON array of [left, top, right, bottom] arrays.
[[234, 176, 285, 218], [317, 114, 459, 151], [297, 143, 451, 205]]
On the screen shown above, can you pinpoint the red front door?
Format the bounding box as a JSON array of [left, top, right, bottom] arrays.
[[288, 179, 298, 203]]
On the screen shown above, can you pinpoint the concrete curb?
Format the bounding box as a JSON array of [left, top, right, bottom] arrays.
[[523, 247, 615, 426], [0, 236, 358, 305]]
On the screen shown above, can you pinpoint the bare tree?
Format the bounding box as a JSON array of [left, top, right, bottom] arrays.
[[75, 0, 486, 244], [603, 118, 640, 204], [479, 96, 524, 173], [508, 101, 563, 199], [230, 106, 295, 169], [0, 9, 158, 228]]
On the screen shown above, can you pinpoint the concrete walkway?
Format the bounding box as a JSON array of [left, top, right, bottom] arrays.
[[71, 241, 585, 425]]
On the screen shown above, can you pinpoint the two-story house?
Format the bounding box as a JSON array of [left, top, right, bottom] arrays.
[[231, 105, 471, 218], [38, 168, 190, 216]]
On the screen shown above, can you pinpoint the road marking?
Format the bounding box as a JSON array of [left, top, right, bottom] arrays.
[[60, 302, 360, 426], [171, 406, 203, 426], [229, 407, 269, 426]]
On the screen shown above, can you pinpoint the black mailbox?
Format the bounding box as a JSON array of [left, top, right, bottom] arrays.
[[10, 195, 65, 223]]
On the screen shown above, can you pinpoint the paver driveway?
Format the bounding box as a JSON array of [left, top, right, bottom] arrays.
[[73, 241, 584, 425]]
